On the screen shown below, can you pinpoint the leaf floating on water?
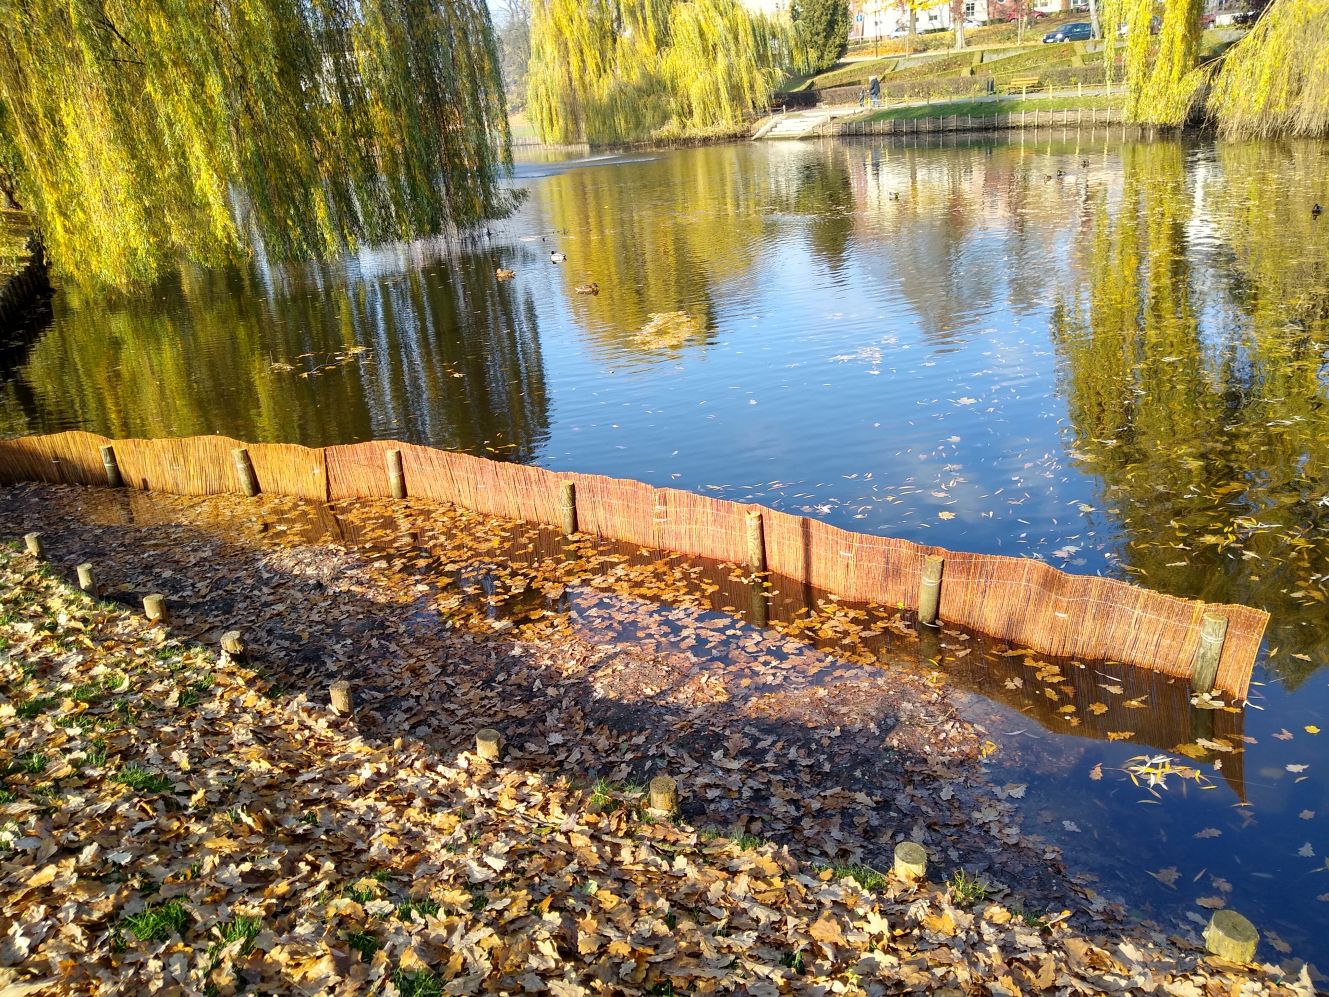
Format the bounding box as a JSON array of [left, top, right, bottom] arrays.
[[1088, 763, 1103, 781], [1193, 828, 1221, 839], [1149, 867, 1181, 888], [1195, 896, 1226, 910], [1287, 764, 1310, 773], [1298, 842, 1316, 858], [1106, 731, 1136, 741], [1306, 725, 1321, 735], [1273, 729, 1294, 741], [1300, 810, 1315, 820]]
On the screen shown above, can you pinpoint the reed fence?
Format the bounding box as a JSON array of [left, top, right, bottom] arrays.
[[0, 431, 1268, 698]]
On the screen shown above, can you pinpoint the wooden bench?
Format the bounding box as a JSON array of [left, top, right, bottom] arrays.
[[1007, 76, 1041, 93]]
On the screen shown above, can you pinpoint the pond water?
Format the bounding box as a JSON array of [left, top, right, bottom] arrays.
[[4, 130, 1329, 967]]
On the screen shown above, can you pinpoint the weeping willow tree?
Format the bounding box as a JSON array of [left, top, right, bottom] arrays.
[[526, 0, 791, 146], [1208, 0, 1329, 137], [1105, 0, 1329, 134], [0, 0, 512, 289], [1101, 0, 1205, 124]]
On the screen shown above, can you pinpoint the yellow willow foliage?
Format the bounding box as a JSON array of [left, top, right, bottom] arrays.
[[0, 0, 511, 289], [1102, 0, 1205, 124], [1208, 0, 1329, 138], [526, 0, 790, 145]]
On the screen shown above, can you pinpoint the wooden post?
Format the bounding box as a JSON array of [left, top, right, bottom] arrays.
[[1190, 613, 1228, 695], [232, 448, 259, 497], [1204, 909, 1258, 962], [23, 532, 43, 557], [559, 481, 577, 536], [385, 449, 406, 499], [76, 563, 98, 596], [100, 445, 124, 488], [220, 630, 245, 658], [893, 841, 928, 881], [918, 555, 944, 626], [750, 579, 769, 628], [143, 593, 168, 623], [330, 680, 353, 715], [475, 727, 502, 760], [745, 509, 766, 574], [649, 774, 678, 814]]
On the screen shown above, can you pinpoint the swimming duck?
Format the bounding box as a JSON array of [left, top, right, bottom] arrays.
[[550, 250, 567, 263], [495, 267, 516, 281], [574, 282, 599, 295], [1314, 203, 1323, 219]]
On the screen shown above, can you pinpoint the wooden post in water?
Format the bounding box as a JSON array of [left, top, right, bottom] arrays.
[[385, 449, 406, 499], [918, 555, 944, 626], [1204, 909, 1258, 962], [649, 774, 678, 814], [143, 593, 168, 623], [1190, 613, 1228, 694], [745, 509, 766, 574], [23, 532, 43, 557], [100, 445, 124, 488], [232, 448, 259, 497], [76, 563, 98, 596], [559, 481, 577, 536]]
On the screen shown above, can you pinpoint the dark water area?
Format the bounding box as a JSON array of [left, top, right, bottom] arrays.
[[3, 130, 1329, 967]]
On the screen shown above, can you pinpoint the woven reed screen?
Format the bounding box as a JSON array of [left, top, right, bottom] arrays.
[[0, 432, 1268, 698]]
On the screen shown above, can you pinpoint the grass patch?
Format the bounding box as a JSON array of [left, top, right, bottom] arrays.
[[115, 765, 173, 794], [9, 751, 47, 776], [212, 914, 261, 955], [818, 863, 888, 891], [396, 897, 441, 922], [947, 868, 991, 909], [392, 969, 443, 997], [15, 696, 56, 719], [859, 93, 1121, 121], [346, 930, 380, 960], [122, 899, 190, 942]]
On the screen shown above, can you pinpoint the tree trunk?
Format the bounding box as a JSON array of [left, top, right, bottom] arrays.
[[955, 15, 966, 48], [1089, 0, 1101, 38], [908, 6, 916, 54]]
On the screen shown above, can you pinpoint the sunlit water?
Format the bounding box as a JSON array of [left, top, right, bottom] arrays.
[[4, 131, 1329, 965]]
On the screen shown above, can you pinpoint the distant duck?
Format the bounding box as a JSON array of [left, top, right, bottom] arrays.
[[890, 191, 900, 201], [1044, 174, 1053, 181], [550, 250, 567, 263], [495, 267, 516, 281], [574, 282, 599, 296], [1056, 169, 1067, 177], [1081, 159, 1089, 168], [1315, 203, 1323, 219]]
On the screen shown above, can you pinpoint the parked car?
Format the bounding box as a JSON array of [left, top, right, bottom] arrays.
[[1043, 21, 1093, 42], [1007, 10, 1047, 22]]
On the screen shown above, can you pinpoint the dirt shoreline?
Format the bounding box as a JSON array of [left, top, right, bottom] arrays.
[[0, 482, 1313, 993]]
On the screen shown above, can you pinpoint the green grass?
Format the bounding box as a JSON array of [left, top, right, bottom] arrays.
[[392, 969, 443, 997], [15, 696, 55, 719], [10, 751, 47, 775], [122, 899, 190, 942], [817, 863, 888, 891], [396, 897, 440, 922], [115, 765, 173, 794], [346, 930, 380, 960], [859, 93, 1122, 121], [212, 915, 261, 954], [947, 869, 991, 909]]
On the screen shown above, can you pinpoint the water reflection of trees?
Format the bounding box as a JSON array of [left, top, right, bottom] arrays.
[[1053, 140, 1329, 684], [6, 251, 552, 460]]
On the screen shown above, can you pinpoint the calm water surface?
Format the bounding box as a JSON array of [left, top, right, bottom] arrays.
[[4, 132, 1329, 965]]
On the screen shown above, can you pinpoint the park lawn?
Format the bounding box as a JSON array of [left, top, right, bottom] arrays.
[[858, 93, 1124, 122]]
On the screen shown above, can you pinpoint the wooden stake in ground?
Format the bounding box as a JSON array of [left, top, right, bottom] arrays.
[[649, 774, 678, 815], [143, 594, 168, 623], [1204, 909, 1258, 963], [918, 555, 944, 626], [559, 481, 577, 536], [23, 532, 43, 557], [475, 727, 503, 760], [232, 448, 260, 498], [893, 841, 928, 881], [220, 630, 245, 658], [100, 445, 124, 488], [330, 680, 353, 715], [386, 449, 406, 500], [76, 563, 98, 596], [745, 509, 766, 574]]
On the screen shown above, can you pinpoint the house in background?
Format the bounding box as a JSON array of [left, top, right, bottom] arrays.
[[848, 0, 994, 41]]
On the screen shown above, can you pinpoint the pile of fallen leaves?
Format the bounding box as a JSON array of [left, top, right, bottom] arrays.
[[0, 544, 1313, 995]]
